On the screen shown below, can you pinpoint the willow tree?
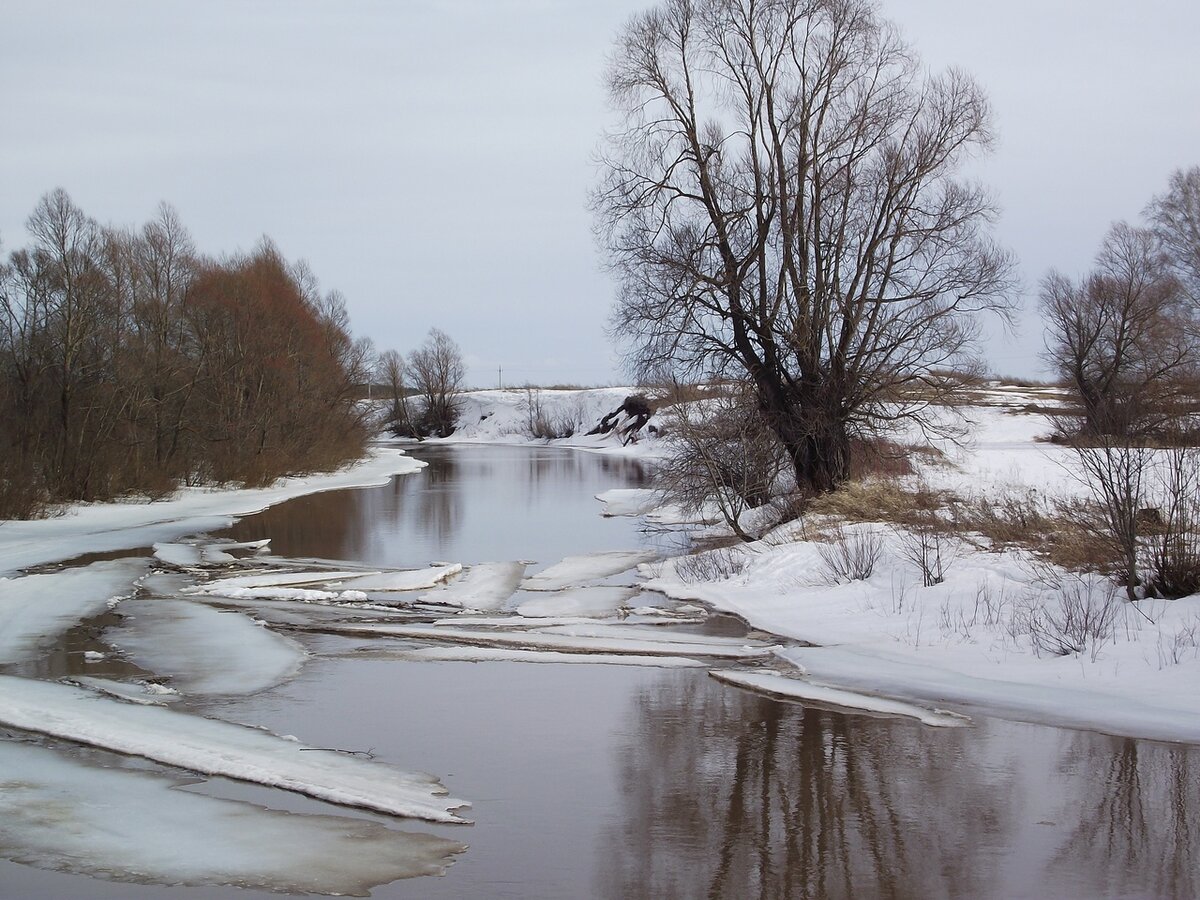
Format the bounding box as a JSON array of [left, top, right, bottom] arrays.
[[593, 0, 1015, 492]]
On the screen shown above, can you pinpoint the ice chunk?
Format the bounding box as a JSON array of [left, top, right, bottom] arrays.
[[153, 542, 203, 567], [595, 488, 665, 517], [388, 646, 707, 667], [68, 676, 180, 705], [515, 586, 638, 618], [107, 599, 308, 695], [0, 742, 465, 893], [521, 551, 658, 591], [417, 561, 526, 610], [710, 670, 970, 728], [192, 569, 379, 592], [0, 676, 471, 823], [0, 560, 146, 664], [331, 564, 463, 592], [316, 623, 776, 659]]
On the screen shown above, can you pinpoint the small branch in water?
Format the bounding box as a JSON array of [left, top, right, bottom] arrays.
[[298, 746, 377, 759]]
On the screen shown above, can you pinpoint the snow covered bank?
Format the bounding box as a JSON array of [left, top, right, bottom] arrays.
[[0, 742, 465, 893], [0, 447, 425, 575], [0, 676, 471, 823]]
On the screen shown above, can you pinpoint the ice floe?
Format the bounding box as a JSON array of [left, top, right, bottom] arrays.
[[313, 623, 776, 659], [710, 669, 971, 728], [67, 676, 180, 705], [384, 646, 708, 667], [330, 564, 463, 592], [106, 599, 308, 695], [0, 676, 471, 823], [595, 488, 665, 517], [416, 561, 526, 610], [514, 585, 638, 618], [0, 742, 465, 894], [520, 550, 658, 591], [0, 560, 147, 664]]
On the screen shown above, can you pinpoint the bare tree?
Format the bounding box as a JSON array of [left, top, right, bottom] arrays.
[[593, 0, 1015, 493], [377, 348, 420, 438], [1147, 166, 1200, 302], [406, 327, 465, 438], [1040, 223, 1194, 437]]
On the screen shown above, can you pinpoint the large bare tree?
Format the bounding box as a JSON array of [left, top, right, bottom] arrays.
[[593, 0, 1015, 492]]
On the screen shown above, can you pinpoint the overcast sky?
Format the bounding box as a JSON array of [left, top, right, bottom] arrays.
[[2, 1, 1198, 386]]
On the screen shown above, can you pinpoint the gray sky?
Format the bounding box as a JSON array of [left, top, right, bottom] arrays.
[[2, 1, 1198, 386]]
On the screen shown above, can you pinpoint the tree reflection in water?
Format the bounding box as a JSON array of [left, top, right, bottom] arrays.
[[601, 674, 1200, 900], [1051, 736, 1198, 898]]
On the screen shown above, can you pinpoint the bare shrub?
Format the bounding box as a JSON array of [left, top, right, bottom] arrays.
[[675, 546, 747, 583], [1155, 615, 1200, 668], [406, 328, 464, 438], [899, 519, 960, 587], [1026, 575, 1121, 660], [654, 382, 789, 542], [1147, 445, 1200, 599], [520, 388, 584, 440], [817, 525, 884, 585]]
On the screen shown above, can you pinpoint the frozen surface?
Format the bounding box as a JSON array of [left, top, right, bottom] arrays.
[[0, 676, 471, 823], [332, 564, 463, 592], [596, 488, 664, 517], [0, 447, 424, 575], [153, 543, 203, 567], [0, 742, 465, 894], [0, 560, 146, 664], [382, 646, 707, 667], [107, 599, 308, 695], [710, 669, 970, 728], [191, 569, 380, 591], [521, 551, 658, 591], [318, 623, 776, 659], [68, 676, 180, 705], [514, 585, 638, 618], [418, 562, 527, 610]]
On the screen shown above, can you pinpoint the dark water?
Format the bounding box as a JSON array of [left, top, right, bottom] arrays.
[[3, 444, 1198, 899]]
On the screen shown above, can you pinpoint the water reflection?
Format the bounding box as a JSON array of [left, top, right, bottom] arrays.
[[602, 675, 1200, 900], [1051, 737, 1198, 898], [222, 444, 661, 570]]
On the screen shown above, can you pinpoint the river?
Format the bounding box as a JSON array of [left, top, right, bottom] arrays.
[[1, 444, 1197, 899]]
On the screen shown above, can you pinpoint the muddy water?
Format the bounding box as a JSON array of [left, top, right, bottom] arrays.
[[3, 444, 1199, 899]]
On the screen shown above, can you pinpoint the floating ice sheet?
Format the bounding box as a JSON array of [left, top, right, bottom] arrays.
[[0, 560, 147, 664], [0, 676, 471, 823], [107, 599, 308, 695], [316, 623, 775, 659], [331, 564, 463, 592], [521, 551, 658, 591], [595, 488, 665, 517], [417, 562, 526, 610], [385, 646, 707, 667], [0, 742, 465, 894], [514, 585, 638, 618], [710, 670, 970, 728], [68, 676, 180, 705]]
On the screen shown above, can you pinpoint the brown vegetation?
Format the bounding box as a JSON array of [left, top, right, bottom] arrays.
[[0, 189, 372, 518]]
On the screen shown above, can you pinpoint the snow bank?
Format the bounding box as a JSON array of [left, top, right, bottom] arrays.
[[0, 447, 424, 575], [0, 560, 146, 663], [0, 676, 471, 823], [107, 599, 308, 695], [0, 742, 464, 893]]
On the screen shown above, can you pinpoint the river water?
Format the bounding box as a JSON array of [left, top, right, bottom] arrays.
[[2, 444, 1198, 899]]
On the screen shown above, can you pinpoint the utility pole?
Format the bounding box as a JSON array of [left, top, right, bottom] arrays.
[[498, 365, 503, 390]]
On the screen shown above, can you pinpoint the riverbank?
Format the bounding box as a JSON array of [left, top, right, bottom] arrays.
[[0, 447, 424, 575], [436, 385, 1200, 745]]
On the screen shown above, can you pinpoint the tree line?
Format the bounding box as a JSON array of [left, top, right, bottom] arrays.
[[0, 189, 374, 518]]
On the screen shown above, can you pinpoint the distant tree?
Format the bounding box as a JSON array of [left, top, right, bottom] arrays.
[[406, 327, 465, 437], [1147, 166, 1200, 302], [377, 348, 420, 438], [593, 0, 1015, 493], [1040, 223, 1195, 437]]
